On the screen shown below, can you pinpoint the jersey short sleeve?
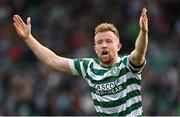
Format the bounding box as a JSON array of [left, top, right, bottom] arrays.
[[68, 58, 91, 78], [126, 55, 146, 74]]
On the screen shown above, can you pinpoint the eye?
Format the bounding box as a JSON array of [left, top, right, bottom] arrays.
[[97, 40, 103, 45], [106, 39, 113, 44]]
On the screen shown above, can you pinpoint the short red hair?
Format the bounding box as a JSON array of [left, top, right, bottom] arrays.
[[95, 23, 119, 38]]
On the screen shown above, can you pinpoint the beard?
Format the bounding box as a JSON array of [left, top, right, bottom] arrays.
[[99, 54, 114, 65]]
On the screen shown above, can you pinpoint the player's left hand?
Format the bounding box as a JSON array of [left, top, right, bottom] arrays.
[[139, 8, 148, 32]]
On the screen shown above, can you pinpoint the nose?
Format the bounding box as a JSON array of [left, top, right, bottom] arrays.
[[102, 42, 107, 48]]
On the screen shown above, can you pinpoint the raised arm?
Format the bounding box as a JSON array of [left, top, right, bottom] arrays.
[[130, 8, 148, 66], [13, 15, 72, 74]]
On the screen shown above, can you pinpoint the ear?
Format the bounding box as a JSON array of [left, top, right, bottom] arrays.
[[117, 43, 122, 51], [94, 45, 98, 54]]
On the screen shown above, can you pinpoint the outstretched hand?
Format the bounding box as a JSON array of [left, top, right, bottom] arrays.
[[13, 15, 31, 40], [139, 8, 148, 32]]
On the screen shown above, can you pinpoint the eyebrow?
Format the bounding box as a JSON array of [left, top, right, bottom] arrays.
[[97, 38, 113, 41]]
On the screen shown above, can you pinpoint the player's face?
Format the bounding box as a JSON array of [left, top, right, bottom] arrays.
[[94, 31, 121, 66]]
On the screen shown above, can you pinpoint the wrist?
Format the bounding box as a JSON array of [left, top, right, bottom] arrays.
[[140, 29, 148, 33], [24, 34, 32, 42]]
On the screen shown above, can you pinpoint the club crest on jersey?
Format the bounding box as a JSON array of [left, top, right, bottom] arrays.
[[111, 67, 120, 76]]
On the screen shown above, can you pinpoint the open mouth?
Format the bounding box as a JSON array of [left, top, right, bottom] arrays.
[[101, 51, 109, 55]]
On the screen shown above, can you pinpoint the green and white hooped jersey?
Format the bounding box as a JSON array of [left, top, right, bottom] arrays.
[[68, 55, 146, 116]]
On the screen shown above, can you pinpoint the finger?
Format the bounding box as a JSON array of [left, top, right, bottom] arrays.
[[27, 17, 31, 26], [142, 14, 147, 20], [144, 11, 147, 19], [17, 15, 25, 24], [15, 15, 26, 28], [142, 13, 148, 23], [14, 15, 22, 25], [13, 22, 21, 33], [143, 19, 148, 26], [13, 16, 21, 27], [27, 17, 31, 32], [142, 12, 147, 20], [146, 18, 148, 24], [141, 8, 147, 17], [142, 7, 147, 13]]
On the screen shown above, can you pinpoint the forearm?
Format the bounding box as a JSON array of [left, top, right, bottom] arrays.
[[13, 15, 72, 74], [24, 34, 56, 65], [135, 30, 148, 57], [131, 30, 148, 65]]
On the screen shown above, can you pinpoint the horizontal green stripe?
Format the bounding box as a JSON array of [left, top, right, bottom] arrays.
[[130, 77, 141, 85], [97, 101, 142, 116], [89, 60, 128, 76], [93, 89, 140, 107], [89, 62, 108, 75], [88, 67, 129, 85]]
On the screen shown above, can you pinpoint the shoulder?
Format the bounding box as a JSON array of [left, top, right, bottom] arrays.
[[119, 54, 130, 62]]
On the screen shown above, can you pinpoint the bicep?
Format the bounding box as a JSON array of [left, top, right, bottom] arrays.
[[48, 55, 73, 74], [130, 50, 145, 66]]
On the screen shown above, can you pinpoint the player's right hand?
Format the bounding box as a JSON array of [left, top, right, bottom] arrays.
[[13, 15, 31, 40]]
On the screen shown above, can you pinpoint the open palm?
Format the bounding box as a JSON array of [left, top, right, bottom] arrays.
[[139, 8, 148, 32], [13, 15, 31, 40]]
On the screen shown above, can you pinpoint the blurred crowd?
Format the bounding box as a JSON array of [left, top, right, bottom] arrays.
[[0, 0, 179, 116]]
